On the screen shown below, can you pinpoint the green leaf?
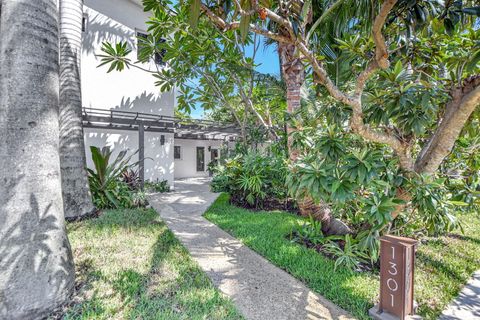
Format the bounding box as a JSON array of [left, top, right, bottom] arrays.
[[466, 49, 480, 72], [462, 7, 480, 16], [447, 200, 469, 207], [189, 0, 201, 28], [393, 60, 403, 77], [444, 18, 454, 36], [239, 14, 250, 43]]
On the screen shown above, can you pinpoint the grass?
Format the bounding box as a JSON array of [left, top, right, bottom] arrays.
[[204, 193, 480, 320], [61, 208, 242, 320]]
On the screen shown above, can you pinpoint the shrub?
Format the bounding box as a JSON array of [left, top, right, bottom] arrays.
[[210, 149, 288, 209], [87, 146, 138, 209]]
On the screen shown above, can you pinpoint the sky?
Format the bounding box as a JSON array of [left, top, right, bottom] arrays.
[[247, 36, 280, 75], [189, 36, 280, 118]]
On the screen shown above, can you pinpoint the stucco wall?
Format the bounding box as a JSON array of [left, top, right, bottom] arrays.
[[81, 0, 175, 186], [82, 0, 175, 116], [84, 128, 174, 184], [174, 139, 226, 179]]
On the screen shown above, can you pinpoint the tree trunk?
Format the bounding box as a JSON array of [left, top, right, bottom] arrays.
[[59, 0, 95, 219], [279, 42, 350, 235], [0, 1, 75, 318], [279, 42, 304, 162]]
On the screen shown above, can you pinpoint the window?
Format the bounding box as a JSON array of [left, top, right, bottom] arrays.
[[136, 31, 166, 66], [174, 146, 181, 160], [82, 14, 88, 32]]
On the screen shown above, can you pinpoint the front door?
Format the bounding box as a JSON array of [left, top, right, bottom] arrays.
[[196, 147, 205, 171]]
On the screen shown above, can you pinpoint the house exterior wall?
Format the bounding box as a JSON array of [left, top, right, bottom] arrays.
[[84, 129, 175, 184], [81, 0, 175, 186], [174, 139, 226, 179]]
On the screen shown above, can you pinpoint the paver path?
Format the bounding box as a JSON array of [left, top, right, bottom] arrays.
[[148, 177, 354, 320], [440, 270, 480, 320]]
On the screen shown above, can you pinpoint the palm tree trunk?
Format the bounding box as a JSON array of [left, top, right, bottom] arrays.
[[59, 0, 95, 219], [0, 1, 75, 318], [279, 42, 350, 235]]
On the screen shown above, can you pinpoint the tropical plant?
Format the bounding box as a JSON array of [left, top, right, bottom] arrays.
[[211, 147, 288, 209], [122, 169, 140, 191], [0, 0, 75, 317], [289, 215, 342, 246], [86, 146, 139, 209], [323, 235, 370, 271], [132, 190, 149, 207], [287, 122, 464, 237]]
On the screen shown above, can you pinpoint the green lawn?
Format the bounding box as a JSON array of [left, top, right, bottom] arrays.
[[204, 193, 480, 320], [61, 208, 242, 320]]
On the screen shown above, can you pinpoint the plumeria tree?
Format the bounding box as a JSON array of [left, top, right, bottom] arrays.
[[187, 0, 480, 232], [99, 2, 285, 140]]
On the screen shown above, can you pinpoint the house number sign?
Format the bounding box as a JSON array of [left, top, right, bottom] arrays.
[[370, 235, 419, 320]]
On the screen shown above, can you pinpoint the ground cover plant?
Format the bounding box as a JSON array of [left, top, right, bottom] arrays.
[[145, 179, 171, 193], [204, 194, 480, 320], [57, 207, 242, 319]]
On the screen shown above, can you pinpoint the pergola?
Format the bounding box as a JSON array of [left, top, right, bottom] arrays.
[[82, 107, 240, 185]]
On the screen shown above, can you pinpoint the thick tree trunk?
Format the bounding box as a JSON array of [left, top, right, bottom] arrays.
[[59, 0, 95, 219], [279, 42, 350, 235], [0, 1, 75, 318]]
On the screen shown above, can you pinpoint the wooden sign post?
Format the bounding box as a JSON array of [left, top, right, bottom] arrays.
[[369, 235, 421, 320]]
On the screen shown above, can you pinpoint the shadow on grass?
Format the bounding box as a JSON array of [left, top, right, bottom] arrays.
[[447, 233, 480, 246], [62, 209, 240, 320], [205, 195, 377, 320], [127, 230, 239, 319], [416, 251, 465, 283]]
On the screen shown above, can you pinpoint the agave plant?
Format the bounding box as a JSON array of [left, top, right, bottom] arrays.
[[86, 146, 139, 209]]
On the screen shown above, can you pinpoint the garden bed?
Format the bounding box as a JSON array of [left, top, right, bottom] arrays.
[[204, 193, 480, 320], [54, 208, 241, 319], [229, 194, 297, 212]]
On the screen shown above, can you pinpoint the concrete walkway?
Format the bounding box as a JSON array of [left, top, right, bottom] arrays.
[[148, 178, 354, 320], [440, 271, 480, 320]]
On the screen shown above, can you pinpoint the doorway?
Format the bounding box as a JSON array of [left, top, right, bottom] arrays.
[[196, 147, 205, 171]]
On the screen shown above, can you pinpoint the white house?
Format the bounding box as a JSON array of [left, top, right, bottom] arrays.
[[81, 0, 238, 187]]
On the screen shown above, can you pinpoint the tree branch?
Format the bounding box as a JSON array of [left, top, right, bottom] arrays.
[[295, 40, 352, 104], [201, 0, 414, 169], [347, 0, 416, 170], [200, 4, 292, 43], [372, 0, 396, 69], [229, 69, 278, 138], [354, 0, 397, 96], [415, 75, 480, 174]]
